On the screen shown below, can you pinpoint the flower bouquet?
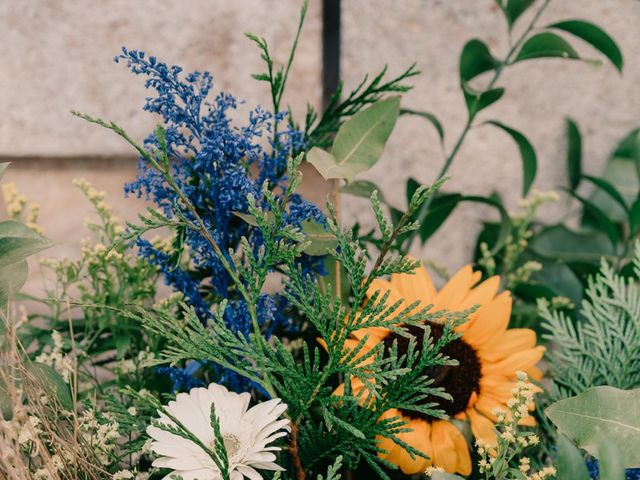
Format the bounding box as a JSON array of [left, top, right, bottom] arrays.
[[1, 1, 639, 480]]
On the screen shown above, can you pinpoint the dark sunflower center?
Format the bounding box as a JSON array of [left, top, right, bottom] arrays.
[[381, 321, 481, 421]]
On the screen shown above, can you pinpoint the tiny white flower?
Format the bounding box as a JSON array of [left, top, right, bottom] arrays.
[[147, 383, 289, 480]]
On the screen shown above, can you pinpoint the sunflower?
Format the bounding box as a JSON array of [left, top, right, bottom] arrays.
[[341, 262, 544, 476]]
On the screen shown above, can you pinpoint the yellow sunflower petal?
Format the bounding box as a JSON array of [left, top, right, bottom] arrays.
[[367, 279, 400, 303], [432, 265, 477, 311], [351, 326, 390, 342], [461, 292, 512, 349], [333, 377, 365, 398], [467, 408, 498, 446], [391, 419, 432, 474], [481, 346, 545, 377], [475, 395, 507, 422], [479, 377, 518, 403], [459, 275, 501, 310], [390, 261, 437, 307], [430, 420, 459, 474], [448, 422, 472, 476], [377, 433, 398, 460], [478, 328, 537, 363]]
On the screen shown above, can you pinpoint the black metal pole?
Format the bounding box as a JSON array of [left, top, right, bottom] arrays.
[[322, 0, 341, 109]]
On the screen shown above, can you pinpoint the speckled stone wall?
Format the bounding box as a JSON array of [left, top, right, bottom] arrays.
[[1, 0, 639, 284], [0, 0, 326, 294], [341, 0, 640, 273]]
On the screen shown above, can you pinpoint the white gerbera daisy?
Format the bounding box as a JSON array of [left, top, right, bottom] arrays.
[[147, 383, 289, 480]]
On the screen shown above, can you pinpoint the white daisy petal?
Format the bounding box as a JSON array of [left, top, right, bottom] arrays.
[[236, 465, 264, 480], [148, 382, 288, 480]]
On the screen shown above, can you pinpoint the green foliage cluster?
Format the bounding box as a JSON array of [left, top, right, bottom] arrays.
[[113, 149, 465, 478], [19, 179, 164, 397], [541, 242, 640, 401]]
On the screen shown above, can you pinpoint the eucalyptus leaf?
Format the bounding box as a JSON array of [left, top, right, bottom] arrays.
[[514, 32, 580, 63], [555, 434, 591, 480], [307, 97, 401, 182], [25, 362, 74, 412], [0, 162, 9, 181], [548, 20, 624, 72], [300, 220, 337, 256], [431, 472, 466, 480], [594, 441, 626, 480], [486, 120, 537, 195], [545, 386, 640, 468], [0, 259, 28, 307], [566, 118, 582, 191], [0, 220, 52, 269]]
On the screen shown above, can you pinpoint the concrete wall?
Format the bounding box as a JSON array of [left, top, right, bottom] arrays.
[[341, 0, 640, 273], [1, 1, 638, 285]]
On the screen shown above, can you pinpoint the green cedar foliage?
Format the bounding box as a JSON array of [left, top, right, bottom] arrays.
[[100, 130, 466, 478], [540, 242, 640, 401]]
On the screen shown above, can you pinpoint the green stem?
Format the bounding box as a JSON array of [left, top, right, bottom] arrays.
[[401, 0, 553, 253]]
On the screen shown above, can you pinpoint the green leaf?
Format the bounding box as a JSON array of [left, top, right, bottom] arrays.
[[418, 193, 463, 243], [555, 434, 591, 480], [300, 220, 338, 256], [460, 39, 499, 82], [341, 180, 388, 205], [0, 259, 28, 307], [567, 191, 620, 247], [25, 362, 74, 412], [417, 193, 510, 254], [515, 32, 580, 63], [486, 120, 537, 195], [231, 211, 275, 227], [431, 472, 466, 480], [463, 195, 512, 254], [581, 174, 629, 213], [545, 386, 640, 468], [307, 97, 401, 182], [0, 162, 9, 181], [548, 20, 624, 72], [528, 225, 612, 263], [400, 109, 445, 147], [566, 118, 582, 191], [631, 194, 640, 236], [463, 85, 505, 117], [503, 0, 536, 29], [0, 220, 52, 269]]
